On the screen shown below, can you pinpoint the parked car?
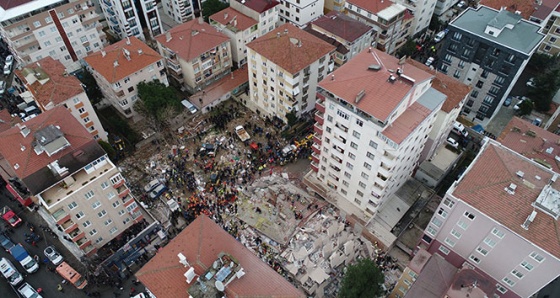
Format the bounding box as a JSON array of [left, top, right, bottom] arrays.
[[0, 234, 15, 251], [434, 30, 448, 43], [503, 96, 513, 107], [456, 1, 467, 8], [17, 282, 42, 298], [181, 99, 198, 114], [425, 57, 435, 66], [0, 81, 5, 95], [43, 246, 63, 265], [3, 64, 11, 75], [4, 55, 13, 68], [446, 137, 459, 149], [526, 77, 536, 88], [514, 96, 531, 111], [144, 179, 161, 193], [149, 184, 167, 200], [452, 121, 468, 137]]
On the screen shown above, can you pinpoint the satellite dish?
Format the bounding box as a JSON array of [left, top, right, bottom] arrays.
[[215, 280, 225, 291]]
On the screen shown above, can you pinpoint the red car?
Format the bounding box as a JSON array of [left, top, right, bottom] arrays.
[[1, 206, 22, 227]]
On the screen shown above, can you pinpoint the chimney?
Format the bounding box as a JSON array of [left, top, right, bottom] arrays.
[[138, 49, 143, 55], [166, 32, 172, 42], [224, 13, 228, 19], [198, 17, 204, 24], [114, 60, 119, 67], [101, 50, 106, 57]]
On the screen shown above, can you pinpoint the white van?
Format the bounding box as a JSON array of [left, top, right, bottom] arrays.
[[181, 99, 198, 114], [0, 258, 24, 286], [453, 121, 468, 137]]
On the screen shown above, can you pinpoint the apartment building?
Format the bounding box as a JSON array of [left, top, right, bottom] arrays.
[[84, 36, 167, 118], [0, 0, 106, 72], [230, 0, 280, 36], [210, 7, 258, 67], [306, 11, 375, 66], [15, 57, 107, 141], [419, 139, 560, 298], [277, 0, 324, 28], [246, 23, 335, 122], [345, 0, 413, 54], [538, 4, 560, 55], [100, 0, 163, 41], [0, 107, 142, 256], [436, 6, 543, 124], [310, 48, 445, 217], [434, 0, 460, 17], [155, 19, 232, 94], [161, 0, 195, 24], [395, 0, 437, 35]]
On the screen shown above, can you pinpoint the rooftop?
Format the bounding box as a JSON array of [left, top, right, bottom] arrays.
[[136, 215, 304, 298], [303, 27, 348, 55], [318, 48, 433, 121], [407, 58, 471, 113], [16, 57, 84, 109], [453, 140, 560, 258], [499, 117, 560, 173], [382, 101, 433, 145], [246, 23, 335, 74], [445, 267, 495, 298], [480, 0, 560, 21], [209, 7, 257, 32], [310, 11, 374, 43], [233, 0, 280, 13], [0, 107, 105, 195], [0, 0, 63, 22], [404, 253, 457, 298], [155, 19, 230, 62], [450, 6, 544, 55], [84, 36, 163, 84], [190, 68, 248, 109], [346, 0, 393, 14]]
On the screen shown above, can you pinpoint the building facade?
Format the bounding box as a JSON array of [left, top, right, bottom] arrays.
[[436, 6, 543, 123], [210, 7, 258, 68], [15, 57, 107, 141], [310, 49, 445, 217], [395, 0, 437, 35], [538, 5, 560, 55], [155, 19, 232, 94], [345, 0, 413, 54], [418, 140, 560, 298], [0, 107, 143, 256], [229, 0, 280, 36], [100, 0, 163, 41], [278, 0, 324, 27], [84, 36, 167, 118], [434, 0, 459, 17], [246, 23, 335, 123], [161, 0, 195, 24], [0, 0, 106, 72]]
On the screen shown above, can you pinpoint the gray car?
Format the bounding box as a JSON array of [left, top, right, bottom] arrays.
[[43, 246, 63, 265]]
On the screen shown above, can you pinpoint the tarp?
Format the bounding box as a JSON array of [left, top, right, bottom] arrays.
[[472, 124, 484, 133]]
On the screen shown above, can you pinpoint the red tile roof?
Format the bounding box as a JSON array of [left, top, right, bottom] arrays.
[[136, 215, 305, 298], [247, 23, 336, 74], [84, 36, 162, 84], [453, 141, 560, 258], [318, 49, 433, 121], [346, 0, 392, 14], [155, 19, 230, 62], [498, 117, 560, 173], [311, 11, 374, 43], [479, 0, 560, 20], [382, 102, 431, 144], [407, 58, 471, 113], [0, 109, 19, 133], [0, 106, 98, 180], [15, 57, 84, 108], [190, 68, 248, 109], [210, 7, 257, 32], [233, 0, 280, 13]]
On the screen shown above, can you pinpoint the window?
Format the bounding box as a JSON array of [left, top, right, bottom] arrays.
[[358, 181, 366, 188], [469, 255, 481, 264], [327, 115, 333, 122], [78, 107, 86, 114], [346, 162, 353, 170], [83, 117, 90, 123], [503, 277, 515, 287], [471, 90, 479, 98], [109, 227, 118, 234], [82, 221, 91, 228], [118, 209, 126, 216], [426, 226, 437, 236], [363, 162, 372, 170], [91, 201, 101, 209], [101, 181, 109, 189], [84, 190, 94, 200], [530, 252, 544, 263], [432, 217, 443, 227], [496, 284, 508, 294], [89, 229, 97, 236], [44, 41, 52, 47], [76, 211, 85, 220], [112, 201, 120, 208], [369, 141, 378, 149], [437, 208, 448, 218], [464, 211, 475, 220], [366, 152, 375, 160], [476, 80, 484, 88], [353, 131, 361, 139], [38, 31, 46, 37], [492, 228, 505, 238], [348, 152, 356, 160], [104, 219, 113, 226], [484, 237, 497, 247], [95, 237, 103, 244], [511, 269, 524, 279], [68, 202, 78, 210], [107, 192, 116, 200], [443, 198, 455, 208], [344, 172, 351, 178], [520, 261, 534, 271], [356, 190, 364, 197], [356, 119, 363, 127], [444, 237, 456, 247], [361, 172, 369, 179], [97, 209, 107, 218], [476, 246, 489, 255], [350, 142, 358, 149], [450, 229, 462, 239], [453, 70, 461, 78], [354, 198, 361, 205], [438, 245, 450, 255]]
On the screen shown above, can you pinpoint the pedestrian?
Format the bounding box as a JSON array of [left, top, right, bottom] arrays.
[[57, 284, 64, 292]]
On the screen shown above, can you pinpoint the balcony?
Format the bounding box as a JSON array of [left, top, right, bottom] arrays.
[[311, 153, 320, 164], [78, 239, 92, 250], [335, 123, 348, 133], [118, 187, 130, 199], [378, 166, 391, 179], [310, 162, 319, 172], [106, 7, 115, 16], [109, 16, 119, 25], [313, 135, 322, 146], [382, 151, 396, 161], [64, 222, 79, 234], [314, 111, 324, 125], [315, 99, 325, 113], [312, 144, 320, 155], [112, 178, 125, 189], [103, 0, 112, 6], [313, 123, 323, 134], [71, 231, 86, 242]]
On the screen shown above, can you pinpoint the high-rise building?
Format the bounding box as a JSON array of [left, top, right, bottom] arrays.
[[161, 0, 195, 24], [229, 0, 280, 36], [435, 6, 543, 124], [278, 0, 324, 27], [307, 48, 446, 219], [0, 0, 106, 72], [394, 0, 437, 35], [99, 0, 163, 41]]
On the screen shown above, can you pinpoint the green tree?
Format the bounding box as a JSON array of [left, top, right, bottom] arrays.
[[136, 81, 181, 121], [528, 69, 560, 112], [397, 38, 417, 58], [98, 140, 117, 161], [517, 99, 534, 116], [202, 0, 229, 22], [285, 111, 298, 127], [338, 258, 384, 298], [528, 53, 559, 71]]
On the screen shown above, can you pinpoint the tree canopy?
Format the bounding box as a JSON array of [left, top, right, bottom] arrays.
[[202, 0, 229, 22], [136, 81, 181, 121], [338, 258, 385, 298]]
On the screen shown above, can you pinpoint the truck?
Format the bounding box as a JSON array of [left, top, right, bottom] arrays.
[[9, 244, 39, 274], [235, 125, 250, 142], [1, 206, 22, 227]]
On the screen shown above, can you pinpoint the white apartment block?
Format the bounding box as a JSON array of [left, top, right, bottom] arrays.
[[246, 23, 335, 122], [162, 0, 195, 24], [100, 0, 163, 41], [15, 57, 108, 141], [84, 37, 167, 118], [0, 107, 142, 256], [310, 49, 445, 217], [230, 0, 280, 36], [434, 0, 459, 16], [210, 7, 259, 67], [278, 0, 324, 27], [0, 0, 106, 72], [395, 0, 437, 35]]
